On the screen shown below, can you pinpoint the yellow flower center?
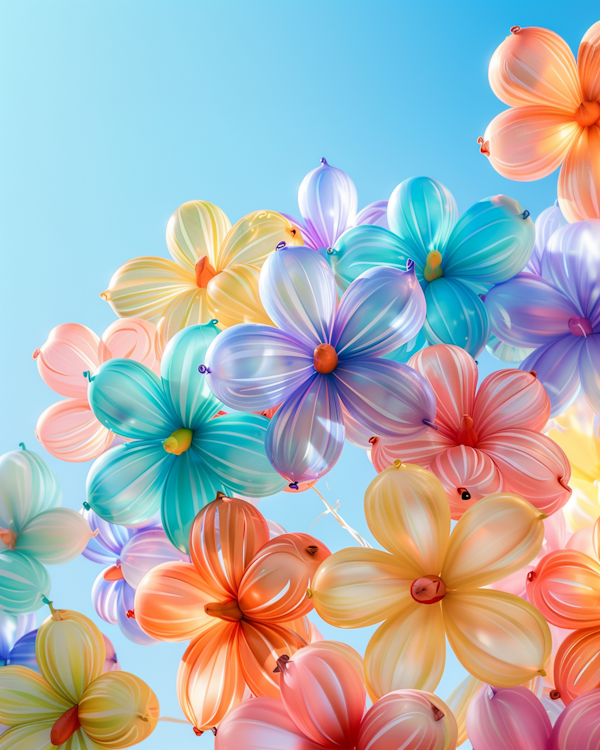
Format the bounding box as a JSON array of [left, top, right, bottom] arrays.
[[423, 250, 443, 282], [163, 428, 193, 455]]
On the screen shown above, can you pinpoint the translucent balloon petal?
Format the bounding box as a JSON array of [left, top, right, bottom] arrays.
[[99, 318, 160, 374], [166, 200, 231, 270], [371, 427, 455, 473], [558, 124, 600, 222], [207, 263, 272, 329], [16, 508, 95, 566], [486, 335, 536, 364], [218, 210, 303, 269], [34, 323, 100, 399], [91, 573, 121, 626], [117, 581, 158, 645], [520, 337, 583, 416], [81, 508, 134, 561], [120, 528, 188, 589], [447, 675, 483, 747], [549, 689, 600, 750], [155, 287, 212, 348], [527, 201, 568, 275], [355, 199, 389, 229], [385, 329, 428, 364], [0, 665, 70, 725], [554, 627, 600, 704], [580, 336, 600, 415], [36, 399, 113, 463], [578, 21, 600, 101], [9, 630, 39, 671], [0, 551, 51, 614]]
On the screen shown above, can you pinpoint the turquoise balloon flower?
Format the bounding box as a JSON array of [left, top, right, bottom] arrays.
[[86, 322, 286, 552], [328, 176, 535, 356], [0, 447, 95, 614]]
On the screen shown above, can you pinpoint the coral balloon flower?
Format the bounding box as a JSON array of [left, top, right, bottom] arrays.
[[480, 23, 600, 223], [134, 494, 330, 732], [371, 344, 571, 518], [102, 201, 303, 345], [312, 462, 551, 698], [553, 627, 600, 704], [34, 319, 160, 462], [0, 608, 158, 749]]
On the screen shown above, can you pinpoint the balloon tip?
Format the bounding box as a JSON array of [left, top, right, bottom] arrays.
[[393, 459, 403, 469], [197, 364, 211, 374], [558, 477, 571, 493], [320, 157, 328, 165], [527, 571, 537, 583], [192, 727, 203, 736], [539, 512, 548, 520], [521, 210, 530, 220], [306, 588, 313, 598], [100, 291, 110, 301], [126, 609, 135, 619], [288, 481, 299, 490], [550, 689, 561, 700], [368, 436, 378, 445], [273, 654, 291, 673], [431, 704, 445, 721], [477, 136, 490, 156], [510, 25, 521, 34], [211, 727, 218, 736], [82, 501, 91, 511], [539, 669, 547, 677], [18, 442, 26, 450], [32, 348, 40, 359]]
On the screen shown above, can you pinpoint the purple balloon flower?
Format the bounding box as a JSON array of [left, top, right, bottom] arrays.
[[205, 246, 436, 483], [284, 158, 388, 251], [82, 508, 188, 645], [486, 220, 600, 416]]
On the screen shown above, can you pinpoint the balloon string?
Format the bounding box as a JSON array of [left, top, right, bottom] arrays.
[[158, 717, 189, 724], [310, 485, 372, 548]]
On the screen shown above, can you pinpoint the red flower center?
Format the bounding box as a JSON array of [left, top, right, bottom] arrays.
[[313, 343, 338, 374], [410, 575, 446, 604], [574, 101, 600, 127], [455, 414, 479, 447]]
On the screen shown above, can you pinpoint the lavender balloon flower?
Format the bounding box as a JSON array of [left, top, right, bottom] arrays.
[[82, 508, 188, 644], [205, 246, 436, 484], [487, 220, 600, 416]]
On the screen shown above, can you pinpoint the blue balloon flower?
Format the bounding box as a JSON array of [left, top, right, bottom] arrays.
[[86, 322, 286, 552], [328, 176, 535, 356]]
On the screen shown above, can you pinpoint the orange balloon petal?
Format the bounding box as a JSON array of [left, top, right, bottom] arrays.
[[134, 561, 217, 642], [578, 21, 600, 102], [36, 399, 114, 462], [554, 627, 600, 703], [238, 533, 331, 622], [99, 318, 160, 375], [189, 496, 270, 601], [484, 106, 580, 181], [558, 124, 600, 222], [527, 549, 600, 629], [489, 26, 581, 109], [238, 620, 307, 699], [177, 622, 245, 731], [34, 323, 101, 398], [372, 429, 454, 474]]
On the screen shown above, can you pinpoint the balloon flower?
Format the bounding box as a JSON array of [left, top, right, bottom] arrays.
[[466, 685, 600, 750], [479, 22, 600, 223], [85, 322, 286, 552], [102, 201, 304, 345], [134, 494, 330, 732], [0, 608, 158, 749], [206, 245, 435, 483], [0, 614, 38, 672], [487, 221, 600, 417], [215, 641, 458, 750], [329, 176, 534, 357], [371, 345, 571, 518], [312, 462, 551, 698], [33, 319, 160, 462], [82, 508, 188, 644], [0, 448, 97, 614]]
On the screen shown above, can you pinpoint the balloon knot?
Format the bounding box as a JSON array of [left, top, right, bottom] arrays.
[[326, 246, 334, 254], [288, 482, 299, 491], [320, 157, 328, 165], [431, 704, 445, 721], [83, 502, 91, 510], [83, 371, 95, 382], [458, 487, 471, 501], [368, 436, 378, 445], [18, 442, 26, 450], [126, 609, 135, 619], [209, 319, 219, 326], [211, 728, 218, 736], [32, 348, 41, 359], [477, 136, 490, 156], [539, 669, 547, 677], [521, 210, 530, 220], [273, 654, 291, 673], [393, 459, 403, 469], [197, 364, 211, 374], [306, 588, 313, 599], [423, 419, 438, 430], [193, 727, 203, 736], [527, 571, 536, 583], [306, 545, 319, 555], [510, 25, 521, 33], [100, 290, 110, 301], [529, 370, 537, 378], [550, 689, 561, 700], [276, 241, 287, 250], [558, 477, 572, 493]]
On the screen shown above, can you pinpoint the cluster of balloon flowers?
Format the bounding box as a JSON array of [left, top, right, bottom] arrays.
[[2, 20, 600, 750]]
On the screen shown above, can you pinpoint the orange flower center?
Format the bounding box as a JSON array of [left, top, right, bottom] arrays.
[[423, 250, 443, 282], [455, 414, 479, 448], [313, 343, 338, 374], [51, 705, 80, 746], [0, 527, 17, 550], [574, 101, 600, 127], [103, 564, 124, 581], [410, 575, 446, 604], [195, 255, 218, 288], [204, 599, 244, 622]]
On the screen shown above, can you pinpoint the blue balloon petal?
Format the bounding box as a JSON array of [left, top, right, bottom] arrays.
[[9, 629, 39, 671], [118, 581, 157, 645], [385, 329, 428, 363]]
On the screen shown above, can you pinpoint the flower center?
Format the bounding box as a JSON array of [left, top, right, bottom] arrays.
[[51, 705, 80, 746], [163, 428, 193, 455], [313, 343, 338, 374], [410, 575, 446, 604], [568, 316, 593, 337], [195, 255, 218, 288], [204, 599, 244, 622], [0, 527, 17, 550], [423, 250, 443, 282], [103, 564, 124, 581], [455, 415, 479, 447], [574, 101, 600, 127]]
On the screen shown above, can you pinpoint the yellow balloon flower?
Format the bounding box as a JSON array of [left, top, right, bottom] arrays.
[[0, 608, 158, 749], [101, 201, 303, 348], [312, 462, 551, 700]]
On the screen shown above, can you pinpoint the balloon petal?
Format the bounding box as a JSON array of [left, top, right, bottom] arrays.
[[385, 329, 428, 364], [36, 399, 113, 463], [0, 666, 70, 725], [99, 318, 160, 374], [120, 528, 188, 589], [81, 508, 134, 561], [117, 580, 158, 645], [549, 689, 600, 750], [558, 124, 600, 222], [519, 338, 583, 416], [166, 200, 231, 270], [554, 627, 600, 704], [578, 21, 600, 101], [0, 551, 51, 614], [218, 210, 303, 269], [371, 429, 455, 473], [34, 323, 101, 399], [91, 573, 121, 626], [579, 336, 600, 415], [155, 286, 213, 348], [16, 508, 95, 565], [207, 264, 272, 329], [8, 629, 39, 672], [355, 199, 389, 229]]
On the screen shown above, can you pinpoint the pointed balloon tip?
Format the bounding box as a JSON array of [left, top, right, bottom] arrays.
[[510, 25, 521, 34], [100, 291, 110, 301], [320, 157, 328, 165], [539, 513, 548, 520], [32, 348, 40, 359], [18, 442, 26, 450], [539, 669, 547, 677], [406, 258, 415, 274]]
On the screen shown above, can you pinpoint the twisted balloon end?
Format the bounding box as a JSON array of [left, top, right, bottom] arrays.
[[510, 25, 521, 34], [320, 157, 328, 165], [477, 136, 490, 156], [273, 654, 291, 673], [32, 348, 41, 359], [193, 727, 203, 736], [19, 442, 26, 450]]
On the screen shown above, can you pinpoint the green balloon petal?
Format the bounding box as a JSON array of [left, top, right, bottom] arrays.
[[0, 550, 51, 614], [0, 450, 61, 534]]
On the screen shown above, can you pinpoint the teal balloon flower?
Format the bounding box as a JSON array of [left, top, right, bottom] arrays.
[[0, 447, 95, 614], [328, 176, 535, 356], [86, 322, 286, 552]]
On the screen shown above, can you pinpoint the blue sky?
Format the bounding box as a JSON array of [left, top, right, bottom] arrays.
[[1, 1, 599, 747]]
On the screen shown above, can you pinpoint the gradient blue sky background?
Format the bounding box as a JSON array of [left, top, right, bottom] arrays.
[[2, 2, 599, 747]]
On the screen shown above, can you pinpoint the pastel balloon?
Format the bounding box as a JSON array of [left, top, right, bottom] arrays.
[[15, 507, 96, 565], [554, 627, 600, 704], [446, 675, 483, 747], [0, 449, 61, 533], [0, 613, 38, 672], [0, 550, 51, 614], [549, 689, 600, 749]]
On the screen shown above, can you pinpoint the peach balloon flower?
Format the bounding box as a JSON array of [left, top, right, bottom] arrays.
[[479, 23, 600, 223], [34, 319, 160, 462], [312, 462, 551, 699], [134, 494, 330, 733], [371, 345, 571, 519]]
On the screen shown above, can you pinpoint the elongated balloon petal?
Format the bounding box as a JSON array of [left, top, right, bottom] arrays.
[[365, 605, 446, 698], [0, 665, 71, 725], [208, 263, 272, 329], [371, 429, 455, 473], [479, 429, 571, 515], [92, 573, 120, 625], [466, 685, 552, 750], [355, 199, 389, 229], [205, 324, 313, 411], [562, 126, 600, 223], [116, 580, 157, 645], [166, 200, 231, 270], [218, 210, 303, 269], [365, 462, 449, 574], [527, 549, 600, 629], [527, 201, 568, 274], [16, 507, 95, 565], [36, 399, 113, 463], [549, 689, 600, 749], [279, 642, 366, 748], [442, 493, 545, 589], [357, 690, 458, 750], [447, 675, 483, 748], [554, 628, 600, 704], [86, 442, 175, 526], [443, 589, 551, 686], [8, 629, 39, 671], [259, 247, 337, 349], [579, 21, 600, 98], [521, 338, 584, 416], [89, 360, 178, 440], [155, 287, 213, 348], [333, 266, 426, 359], [335, 358, 435, 439], [33, 323, 101, 399], [265, 376, 344, 483], [311, 548, 414, 628], [120, 528, 188, 589], [424, 278, 491, 357], [298, 158, 357, 248], [81, 508, 134, 561], [0, 450, 61, 534], [160, 323, 222, 430], [580, 335, 600, 415], [99, 318, 160, 374], [0, 551, 50, 614]]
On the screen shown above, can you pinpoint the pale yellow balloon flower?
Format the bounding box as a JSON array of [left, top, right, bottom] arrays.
[[312, 462, 551, 701], [101, 201, 303, 349], [0, 608, 158, 749]]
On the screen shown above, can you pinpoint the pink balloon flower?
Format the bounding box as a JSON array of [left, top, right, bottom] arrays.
[[371, 345, 572, 518], [34, 319, 160, 462]]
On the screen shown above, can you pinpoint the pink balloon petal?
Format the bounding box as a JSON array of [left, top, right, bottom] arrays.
[[33, 323, 100, 398], [36, 399, 113, 462], [371, 428, 454, 474], [99, 318, 160, 375], [549, 689, 600, 749]]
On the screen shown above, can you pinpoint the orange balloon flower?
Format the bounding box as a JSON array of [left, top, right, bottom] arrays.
[[134, 494, 330, 732], [479, 23, 600, 222]]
